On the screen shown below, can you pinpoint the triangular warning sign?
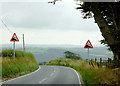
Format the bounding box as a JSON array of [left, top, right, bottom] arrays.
[[84, 40, 93, 48], [10, 33, 19, 42]]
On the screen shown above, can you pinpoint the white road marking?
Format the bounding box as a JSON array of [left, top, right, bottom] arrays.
[[39, 66, 56, 84], [52, 66, 82, 85], [70, 68, 81, 85], [38, 77, 48, 84], [50, 73, 54, 77], [51, 66, 56, 73], [2, 66, 82, 85], [2, 66, 41, 83], [53, 70, 56, 73]]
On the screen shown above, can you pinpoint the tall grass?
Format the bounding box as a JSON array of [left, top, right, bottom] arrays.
[[2, 49, 39, 80], [46, 58, 120, 85]]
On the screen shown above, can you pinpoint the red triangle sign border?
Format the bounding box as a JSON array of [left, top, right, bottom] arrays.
[[10, 33, 19, 42], [84, 40, 93, 48]]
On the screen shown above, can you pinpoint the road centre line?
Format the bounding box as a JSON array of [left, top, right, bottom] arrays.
[[50, 73, 54, 77], [39, 66, 56, 84], [51, 66, 81, 85], [39, 77, 48, 84]]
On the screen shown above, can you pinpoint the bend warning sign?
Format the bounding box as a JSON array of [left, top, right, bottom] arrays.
[[84, 40, 93, 48], [10, 33, 19, 42]]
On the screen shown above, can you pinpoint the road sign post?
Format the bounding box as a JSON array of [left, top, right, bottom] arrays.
[[88, 48, 89, 67], [84, 40, 93, 67], [10, 33, 19, 60], [13, 42, 15, 60]]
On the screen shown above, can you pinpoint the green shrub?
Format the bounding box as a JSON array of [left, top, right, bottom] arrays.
[[2, 49, 35, 59], [15, 50, 24, 58], [2, 49, 13, 57]]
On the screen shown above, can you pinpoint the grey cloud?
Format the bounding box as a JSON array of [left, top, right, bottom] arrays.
[[1, 2, 98, 31]]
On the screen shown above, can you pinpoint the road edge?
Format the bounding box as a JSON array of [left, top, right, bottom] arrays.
[[2, 66, 41, 84], [69, 67, 83, 85]]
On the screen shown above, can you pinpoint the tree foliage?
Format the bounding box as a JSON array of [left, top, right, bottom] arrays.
[[64, 51, 81, 60], [76, 2, 120, 68], [48, 0, 120, 67]]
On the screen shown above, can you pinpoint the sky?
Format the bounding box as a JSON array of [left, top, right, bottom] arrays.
[[0, 0, 104, 46]]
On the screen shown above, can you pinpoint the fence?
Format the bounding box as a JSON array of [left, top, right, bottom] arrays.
[[89, 57, 112, 68]]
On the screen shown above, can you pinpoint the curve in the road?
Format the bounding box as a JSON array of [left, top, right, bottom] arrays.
[[2, 66, 83, 85]]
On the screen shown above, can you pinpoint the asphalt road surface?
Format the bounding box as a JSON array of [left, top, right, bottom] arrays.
[[2, 66, 83, 85]]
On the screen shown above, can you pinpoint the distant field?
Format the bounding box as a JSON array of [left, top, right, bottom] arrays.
[[28, 47, 113, 62], [1, 45, 113, 63]]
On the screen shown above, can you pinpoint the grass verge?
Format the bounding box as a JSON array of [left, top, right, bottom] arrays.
[[1, 50, 39, 81], [46, 58, 120, 85]]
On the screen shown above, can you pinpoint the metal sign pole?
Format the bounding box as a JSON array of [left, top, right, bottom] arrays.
[[23, 34, 25, 52], [84, 40, 93, 67], [13, 42, 15, 60], [88, 48, 89, 67]]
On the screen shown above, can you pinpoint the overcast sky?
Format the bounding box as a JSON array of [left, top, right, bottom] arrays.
[[0, 0, 104, 46]]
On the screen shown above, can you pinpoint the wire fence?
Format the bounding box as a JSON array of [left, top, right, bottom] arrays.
[[89, 57, 112, 68]]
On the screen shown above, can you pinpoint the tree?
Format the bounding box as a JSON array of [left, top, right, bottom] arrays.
[[49, 1, 120, 67], [64, 51, 81, 60], [76, 2, 120, 68]]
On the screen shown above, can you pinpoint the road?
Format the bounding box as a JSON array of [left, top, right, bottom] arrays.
[[2, 66, 83, 86]]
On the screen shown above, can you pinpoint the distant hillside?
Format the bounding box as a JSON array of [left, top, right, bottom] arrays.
[[1, 44, 113, 63], [25, 46, 113, 63]]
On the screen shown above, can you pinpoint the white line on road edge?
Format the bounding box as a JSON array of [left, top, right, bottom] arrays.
[[2, 66, 41, 83], [50, 66, 82, 85], [70, 68, 81, 85]]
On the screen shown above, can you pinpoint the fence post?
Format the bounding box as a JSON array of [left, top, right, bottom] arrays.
[[110, 58, 111, 63], [108, 58, 109, 64], [95, 58, 97, 65], [100, 58, 102, 67], [97, 62, 99, 68], [107, 58, 112, 67], [108, 58, 111, 64], [90, 59, 92, 66], [91, 59, 94, 67]]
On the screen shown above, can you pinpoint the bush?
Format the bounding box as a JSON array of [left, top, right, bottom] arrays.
[[2, 49, 13, 57], [2, 49, 34, 59]]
